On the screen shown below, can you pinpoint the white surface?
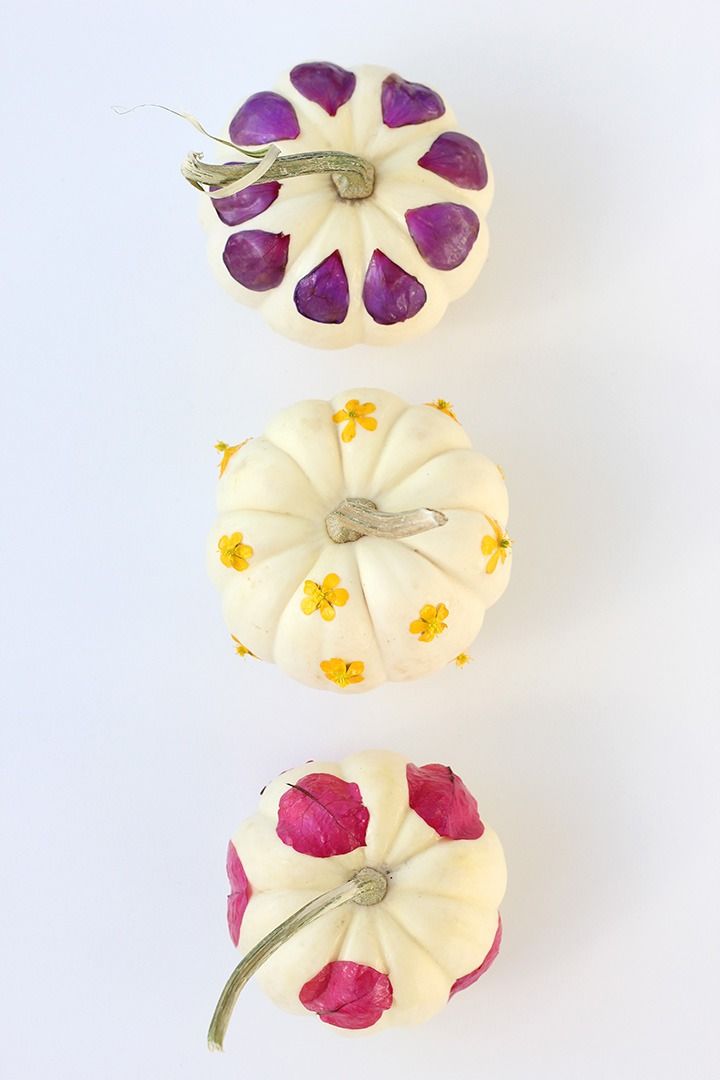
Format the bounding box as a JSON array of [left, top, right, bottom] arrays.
[[1, 2, 718, 1077]]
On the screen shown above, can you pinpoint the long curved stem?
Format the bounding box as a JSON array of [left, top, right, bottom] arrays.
[[183, 149, 376, 200], [208, 867, 387, 1051], [326, 498, 448, 544]]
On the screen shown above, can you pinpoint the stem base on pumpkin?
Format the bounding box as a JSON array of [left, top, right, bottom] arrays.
[[326, 498, 448, 544]]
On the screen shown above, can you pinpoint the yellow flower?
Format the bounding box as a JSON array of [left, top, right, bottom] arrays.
[[481, 516, 512, 574], [231, 635, 257, 659], [409, 603, 449, 642], [218, 532, 254, 572], [320, 658, 365, 687], [332, 399, 377, 443], [301, 573, 349, 621], [426, 399, 459, 423], [215, 438, 250, 477], [454, 652, 471, 667]]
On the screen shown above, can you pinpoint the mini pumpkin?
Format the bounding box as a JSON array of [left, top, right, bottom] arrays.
[[184, 63, 493, 348], [209, 749, 506, 1046], [208, 388, 512, 693]]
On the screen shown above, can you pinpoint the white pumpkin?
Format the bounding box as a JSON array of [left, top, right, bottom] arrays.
[[208, 388, 511, 693], [187, 63, 493, 348], [209, 749, 506, 1045]]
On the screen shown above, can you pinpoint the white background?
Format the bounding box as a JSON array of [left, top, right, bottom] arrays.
[[1, 2, 718, 1077]]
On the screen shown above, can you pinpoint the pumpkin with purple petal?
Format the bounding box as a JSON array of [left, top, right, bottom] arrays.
[[208, 388, 512, 693], [208, 750, 506, 1046], [187, 63, 493, 348]]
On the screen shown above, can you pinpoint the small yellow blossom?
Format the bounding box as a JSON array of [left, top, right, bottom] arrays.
[[215, 438, 250, 477], [218, 532, 254, 572], [454, 653, 471, 667], [301, 573, 349, 621], [332, 399, 377, 443], [231, 635, 257, 658], [426, 399, 459, 423], [320, 658, 365, 687], [409, 603, 449, 643], [481, 516, 512, 574]]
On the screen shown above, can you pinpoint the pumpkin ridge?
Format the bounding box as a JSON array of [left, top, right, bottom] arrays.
[[401, 541, 488, 599], [270, 545, 337, 662], [259, 432, 336, 507], [375, 906, 455, 982]]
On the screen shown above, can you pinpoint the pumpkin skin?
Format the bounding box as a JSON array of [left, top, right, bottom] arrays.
[[208, 388, 511, 693], [226, 750, 506, 1033], [198, 64, 494, 348]]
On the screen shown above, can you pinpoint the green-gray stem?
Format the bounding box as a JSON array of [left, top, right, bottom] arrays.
[[207, 867, 388, 1052], [182, 149, 376, 200], [326, 498, 448, 544]]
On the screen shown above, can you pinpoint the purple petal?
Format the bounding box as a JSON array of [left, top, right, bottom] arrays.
[[405, 203, 480, 270], [362, 250, 426, 325], [229, 91, 300, 145], [290, 61, 356, 117], [294, 250, 349, 323], [406, 763, 484, 840], [381, 73, 445, 128], [300, 961, 393, 1029], [276, 772, 369, 857], [418, 131, 489, 190], [222, 230, 289, 291], [450, 916, 503, 997], [226, 841, 252, 947], [211, 169, 281, 227]]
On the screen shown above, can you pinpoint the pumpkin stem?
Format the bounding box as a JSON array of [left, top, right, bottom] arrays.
[[208, 867, 387, 1051], [182, 149, 376, 201], [326, 498, 448, 544]]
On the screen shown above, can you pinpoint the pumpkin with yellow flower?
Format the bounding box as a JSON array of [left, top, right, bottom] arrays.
[[208, 388, 511, 692]]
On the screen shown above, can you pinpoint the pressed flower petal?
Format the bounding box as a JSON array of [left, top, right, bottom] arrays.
[[486, 549, 500, 574], [229, 91, 300, 145], [276, 772, 369, 856], [294, 250, 349, 324], [449, 916, 502, 997], [409, 619, 426, 635], [322, 573, 340, 591], [357, 415, 378, 432], [212, 176, 281, 227], [331, 588, 349, 607], [290, 61, 356, 117], [300, 961, 393, 1029], [381, 74, 445, 128], [356, 402, 376, 416], [363, 250, 427, 325], [437, 603, 449, 621], [420, 604, 437, 621], [341, 419, 357, 443], [223, 231, 290, 291], [301, 597, 318, 615], [226, 841, 252, 946], [319, 601, 335, 621], [418, 131, 488, 191], [481, 535, 497, 556], [332, 409, 348, 423], [407, 762, 484, 840], [405, 203, 480, 271]]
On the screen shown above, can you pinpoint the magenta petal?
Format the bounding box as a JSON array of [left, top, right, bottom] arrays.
[[276, 772, 369, 857], [406, 763, 484, 840], [405, 203, 480, 270], [418, 131, 488, 191], [222, 230, 289, 291], [362, 250, 426, 325], [290, 61, 356, 116], [226, 841, 252, 947], [300, 961, 393, 1029], [294, 250, 349, 323], [381, 73, 445, 128], [229, 91, 300, 145], [450, 916, 502, 997], [211, 170, 281, 227]]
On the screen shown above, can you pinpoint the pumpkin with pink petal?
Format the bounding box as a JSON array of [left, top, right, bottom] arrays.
[[208, 388, 512, 692], [209, 749, 506, 1046], [184, 63, 493, 348]]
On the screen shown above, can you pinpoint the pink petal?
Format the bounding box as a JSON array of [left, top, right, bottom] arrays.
[[406, 763, 484, 840], [381, 73, 445, 128], [449, 915, 502, 997], [405, 202, 480, 270], [211, 175, 281, 227], [418, 131, 488, 190], [290, 61, 356, 117], [222, 230, 289, 291], [229, 91, 300, 145], [294, 249, 349, 323], [276, 772, 369, 857], [226, 841, 252, 946], [300, 961, 393, 1029]]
